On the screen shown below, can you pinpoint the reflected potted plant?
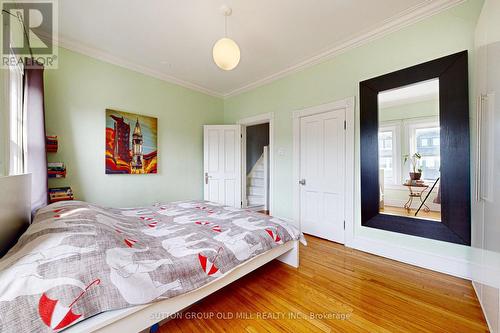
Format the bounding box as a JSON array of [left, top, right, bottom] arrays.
[[404, 153, 422, 180]]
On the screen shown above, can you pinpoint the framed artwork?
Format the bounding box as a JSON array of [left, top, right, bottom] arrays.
[[105, 109, 158, 174]]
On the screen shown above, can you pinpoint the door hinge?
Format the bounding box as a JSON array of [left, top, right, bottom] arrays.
[[344, 120, 347, 130], [343, 221, 346, 230], [241, 201, 243, 206]]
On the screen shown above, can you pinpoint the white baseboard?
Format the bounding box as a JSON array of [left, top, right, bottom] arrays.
[[472, 282, 496, 333], [350, 236, 471, 279], [277, 216, 470, 279]]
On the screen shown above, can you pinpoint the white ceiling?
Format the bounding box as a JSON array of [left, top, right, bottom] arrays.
[[56, 0, 461, 97], [379, 79, 439, 108]]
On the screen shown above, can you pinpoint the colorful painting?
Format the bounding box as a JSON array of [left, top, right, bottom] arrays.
[[105, 109, 158, 174]]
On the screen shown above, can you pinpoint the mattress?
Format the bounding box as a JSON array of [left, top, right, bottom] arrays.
[[0, 200, 304, 332]]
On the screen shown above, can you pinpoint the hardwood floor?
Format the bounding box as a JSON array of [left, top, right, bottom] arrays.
[[381, 205, 441, 221], [160, 235, 487, 333]]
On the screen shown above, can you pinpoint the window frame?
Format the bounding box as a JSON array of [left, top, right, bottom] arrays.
[[404, 116, 440, 184], [379, 117, 441, 189], [6, 51, 25, 175], [378, 120, 401, 187]]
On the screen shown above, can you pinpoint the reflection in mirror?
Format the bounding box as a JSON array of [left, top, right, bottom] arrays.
[[377, 79, 441, 222]]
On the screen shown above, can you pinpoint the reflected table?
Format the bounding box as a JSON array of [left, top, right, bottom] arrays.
[[403, 183, 430, 213]]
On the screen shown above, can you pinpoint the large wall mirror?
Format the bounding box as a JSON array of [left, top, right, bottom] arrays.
[[360, 51, 471, 245]]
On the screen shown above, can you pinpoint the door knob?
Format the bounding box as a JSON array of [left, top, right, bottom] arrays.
[[299, 179, 306, 186]]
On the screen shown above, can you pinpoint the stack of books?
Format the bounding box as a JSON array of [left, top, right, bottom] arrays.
[[48, 162, 66, 178], [46, 136, 58, 153], [49, 187, 74, 203]]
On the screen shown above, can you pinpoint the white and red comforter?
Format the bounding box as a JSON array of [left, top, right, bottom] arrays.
[[0, 200, 303, 332]]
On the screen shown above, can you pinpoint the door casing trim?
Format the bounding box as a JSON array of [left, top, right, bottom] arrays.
[[237, 113, 274, 215]]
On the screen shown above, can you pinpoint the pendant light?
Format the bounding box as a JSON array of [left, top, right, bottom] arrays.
[[213, 6, 240, 71]]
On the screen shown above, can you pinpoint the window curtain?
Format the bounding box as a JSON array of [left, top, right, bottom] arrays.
[[23, 59, 48, 214]]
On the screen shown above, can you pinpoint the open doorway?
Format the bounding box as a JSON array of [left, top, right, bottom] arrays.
[[245, 123, 270, 213], [238, 113, 274, 215]]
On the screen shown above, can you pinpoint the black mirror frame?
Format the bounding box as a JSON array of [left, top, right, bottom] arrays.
[[360, 51, 471, 246]]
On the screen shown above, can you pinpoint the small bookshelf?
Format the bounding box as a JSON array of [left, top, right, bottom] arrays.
[[49, 187, 74, 204], [48, 162, 66, 178], [46, 135, 74, 203], [46, 135, 58, 153]]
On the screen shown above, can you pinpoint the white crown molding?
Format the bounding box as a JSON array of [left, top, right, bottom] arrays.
[[222, 0, 465, 98], [50, 0, 464, 99], [54, 36, 225, 98]]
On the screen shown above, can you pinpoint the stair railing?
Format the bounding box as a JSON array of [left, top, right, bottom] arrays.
[[263, 146, 269, 211]]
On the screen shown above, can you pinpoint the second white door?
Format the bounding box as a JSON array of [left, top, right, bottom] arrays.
[[203, 125, 242, 207], [299, 109, 345, 243]]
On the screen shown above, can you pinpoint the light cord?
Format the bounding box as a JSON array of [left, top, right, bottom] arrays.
[[224, 15, 227, 37]]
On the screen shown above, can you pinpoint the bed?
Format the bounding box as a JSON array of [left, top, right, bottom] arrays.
[[0, 200, 303, 333]]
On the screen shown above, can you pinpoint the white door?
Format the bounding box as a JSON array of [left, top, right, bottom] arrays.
[[203, 125, 242, 207], [299, 109, 345, 243]]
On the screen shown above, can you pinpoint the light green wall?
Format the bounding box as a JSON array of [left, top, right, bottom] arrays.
[[44, 48, 224, 207], [224, 0, 483, 255]]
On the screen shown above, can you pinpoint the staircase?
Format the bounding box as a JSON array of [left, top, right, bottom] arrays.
[[247, 155, 265, 208]]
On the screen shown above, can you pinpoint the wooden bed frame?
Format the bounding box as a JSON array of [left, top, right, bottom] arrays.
[[65, 240, 299, 333]]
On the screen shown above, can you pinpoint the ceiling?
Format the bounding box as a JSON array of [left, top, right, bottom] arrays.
[[55, 0, 461, 97], [379, 79, 439, 108]]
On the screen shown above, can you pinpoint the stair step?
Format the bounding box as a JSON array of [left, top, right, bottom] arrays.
[[248, 175, 264, 180], [246, 205, 265, 210], [247, 186, 264, 195], [248, 178, 264, 186], [252, 171, 264, 178], [248, 195, 264, 205], [248, 200, 264, 206], [254, 165, 264, 171]]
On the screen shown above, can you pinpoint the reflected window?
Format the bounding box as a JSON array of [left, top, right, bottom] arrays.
[[410, 122, 440, 181], [378, 124, 400, 185]]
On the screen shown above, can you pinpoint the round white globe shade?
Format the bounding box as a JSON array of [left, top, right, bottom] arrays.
[[213, 37, 241, 71]]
